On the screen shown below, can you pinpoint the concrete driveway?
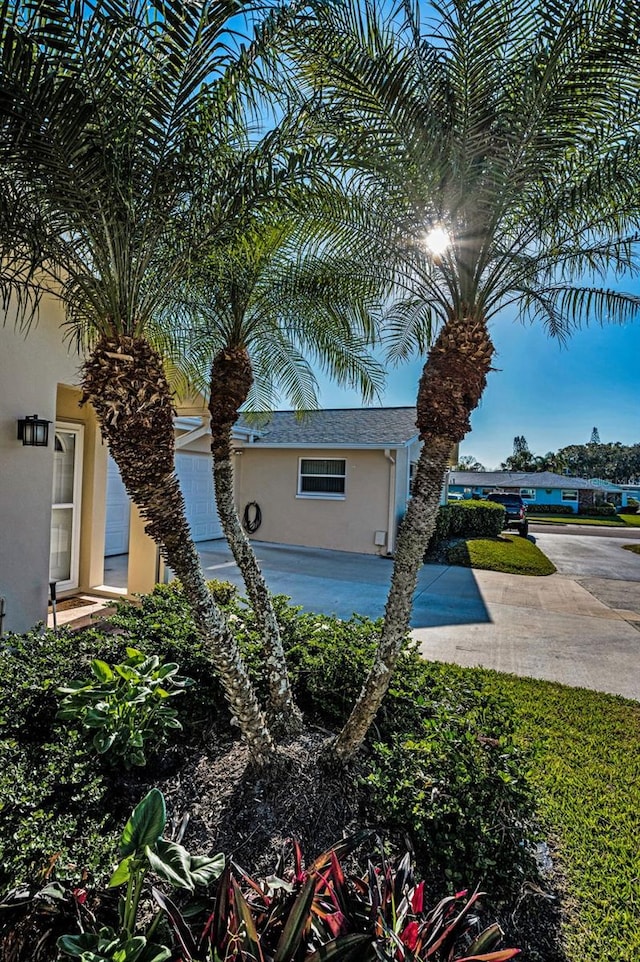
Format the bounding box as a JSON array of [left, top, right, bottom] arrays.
[[196, 537, 640, 703], [531, 528, 640, 580]]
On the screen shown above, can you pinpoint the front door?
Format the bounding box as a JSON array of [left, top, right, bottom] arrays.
[[49, 424, 83, 591]]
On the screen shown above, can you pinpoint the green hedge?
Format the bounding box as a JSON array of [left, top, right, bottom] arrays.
[[579, 502, 617, 516], [527, 503, 575, 515], [430, 499, 505, 546]]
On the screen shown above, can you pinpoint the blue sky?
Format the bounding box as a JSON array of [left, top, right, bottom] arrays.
[[317, 307, 640, 470]]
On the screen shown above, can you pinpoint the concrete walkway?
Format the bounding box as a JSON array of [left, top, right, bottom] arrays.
[[412, 568, 640, 702]]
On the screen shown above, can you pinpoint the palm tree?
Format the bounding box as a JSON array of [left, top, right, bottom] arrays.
[[176, 211, 386, 734], [288, 0, 640, 760], [0, 0, 309, 764]]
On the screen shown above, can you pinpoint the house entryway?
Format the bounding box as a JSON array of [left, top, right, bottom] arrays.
[[103, 452, 224, 592], [49, 424, 84, 592]]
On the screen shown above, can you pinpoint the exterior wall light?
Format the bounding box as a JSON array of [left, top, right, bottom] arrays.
[[17, 414, 51, 446]]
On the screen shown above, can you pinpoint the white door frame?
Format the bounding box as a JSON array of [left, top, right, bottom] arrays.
[[50, 422, 84, 592]]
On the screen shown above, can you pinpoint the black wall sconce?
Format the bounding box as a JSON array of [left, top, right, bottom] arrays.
[[17, 414, 51, 447]]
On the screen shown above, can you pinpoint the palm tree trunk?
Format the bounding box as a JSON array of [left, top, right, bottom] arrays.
[[333, 311, 494, 763], [209, 346, 301, 736], [82, 335, 274, 765]]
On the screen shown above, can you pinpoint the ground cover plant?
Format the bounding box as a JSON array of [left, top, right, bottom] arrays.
[[445, 536, 557, 576], [621, 544, 640, 555], [56, 650, 194, 768]]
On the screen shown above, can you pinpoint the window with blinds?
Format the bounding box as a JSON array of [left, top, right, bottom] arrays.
[[298, 458, 346, 497]]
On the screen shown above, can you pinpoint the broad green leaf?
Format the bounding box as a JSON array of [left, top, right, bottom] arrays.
[[115, 665, 140, 682], [120, 789, 166, 856], [155, 663, 179, 679], [189, 852, 225, 886], [135, 943, 172, 962], [109, 855, 134, 887], [161, 717, 182, 729], [93, 730, 116, 754], [146, 839, 194, 891], [91, 660, 114, 682], [57, 932, 102, 955]]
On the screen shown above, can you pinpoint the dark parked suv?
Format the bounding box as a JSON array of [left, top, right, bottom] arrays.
[[484, 491, 529, 537]]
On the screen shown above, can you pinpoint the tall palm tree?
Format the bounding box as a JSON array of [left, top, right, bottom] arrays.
[[0, 0, 309, 764], [288, 0, 640, 759], [177, 211, 386, 734]]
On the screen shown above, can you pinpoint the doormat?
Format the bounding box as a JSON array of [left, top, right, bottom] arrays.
[[48, 597, 100, 613]]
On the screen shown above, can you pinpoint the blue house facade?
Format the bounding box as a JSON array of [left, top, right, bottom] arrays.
[[446, 471, 629, 513]]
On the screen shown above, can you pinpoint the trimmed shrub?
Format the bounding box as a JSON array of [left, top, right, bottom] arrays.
[[431, 500, 505, 547], [365, 658, 536, 896], [0, 626, 124, 887], [579, 502, 617, 516], [526, 503, 575, 515]]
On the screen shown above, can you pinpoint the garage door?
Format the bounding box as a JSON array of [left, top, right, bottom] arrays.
[[105, 454, 223, 554], [105, 456, 130, 556], [175, 453, 223, 542]]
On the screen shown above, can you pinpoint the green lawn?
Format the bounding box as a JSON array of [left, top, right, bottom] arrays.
[[529, 512, 640, 527], [619, 513, 640, 526], [484, 674, 640, 962], [622, 544, 640, 555], [445, 533, 556, 575]]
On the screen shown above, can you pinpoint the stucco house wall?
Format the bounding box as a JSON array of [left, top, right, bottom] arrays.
[[234, 446, 396, 555], [0, 297, 90, 631]]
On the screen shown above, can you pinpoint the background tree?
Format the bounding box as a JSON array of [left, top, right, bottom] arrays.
[[289, 0, 640, 760], [500, 436, 543, 472], [453, 455, 486, 471]]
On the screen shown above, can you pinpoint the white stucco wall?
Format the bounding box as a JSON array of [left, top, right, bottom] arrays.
[[0, 297, 83, 632]]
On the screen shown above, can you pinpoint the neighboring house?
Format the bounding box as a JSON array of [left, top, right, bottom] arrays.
[[233, 408, 423, 556], [170, 407, 424, 557], [446, 470, 628, 512], [588, 478, 635, 507]]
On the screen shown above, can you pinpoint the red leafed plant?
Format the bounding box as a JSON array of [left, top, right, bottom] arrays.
[[154, 839, 520, 961]]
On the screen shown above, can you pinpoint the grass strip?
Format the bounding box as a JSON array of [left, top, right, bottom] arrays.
[[445, 533, 556, 575], [621, 544, 640, 555], [528, 513, 640, 527], [618, 513, 640, 527], [528, 515, 625, 526], [481, 674, 640, 962]]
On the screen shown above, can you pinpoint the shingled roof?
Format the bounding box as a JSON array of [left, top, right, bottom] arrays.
[[448, 470, 599, 490], [239, 407, 419, 447]]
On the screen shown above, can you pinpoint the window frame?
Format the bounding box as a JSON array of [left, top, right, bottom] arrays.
[[297, 457, 347, 499], [520, 488, 536, 501], [561, 489, 579, 502]]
